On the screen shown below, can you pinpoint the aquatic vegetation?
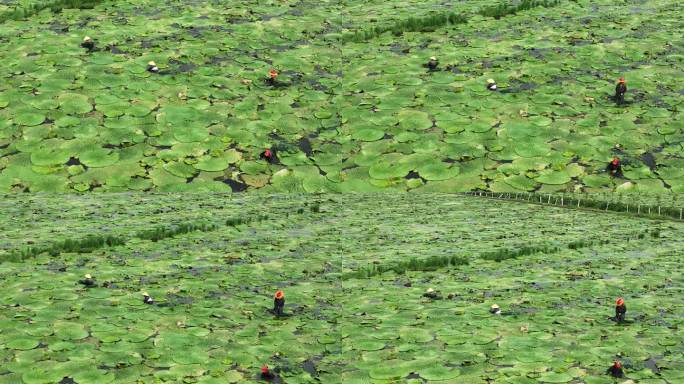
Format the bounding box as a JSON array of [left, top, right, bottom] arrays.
[[1, 193, 683, 383], [478, 0, 561, 19], [0, 0, 680, 193]]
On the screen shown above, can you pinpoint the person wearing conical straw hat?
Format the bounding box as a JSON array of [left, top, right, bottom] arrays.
[[426, 56, 439, 71], [422, 287, 442, 300], [614, 297, 626, 323], [614, 77, 627, 104], [490, 303, 501, 315], [143, 292, 154, 305], [273, 290, 285, 316], [81, 36, 95, 52], [147, 61, 159, 73], [486, 78, 497, 91], [79, 273, 96, 287]]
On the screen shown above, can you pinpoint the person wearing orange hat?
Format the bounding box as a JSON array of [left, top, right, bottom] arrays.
[[261, 364, 275, 380], [615, 297, 626, 323], [607, 360, 624, 378], [606, 157, 622, 177], [615, 77, 627, 104], [267, 69, 278, 86], [273, 290, 285, 316], [260, 148, 276, 164]]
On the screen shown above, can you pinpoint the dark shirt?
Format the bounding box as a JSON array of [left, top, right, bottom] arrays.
[[79, 278, 95, 287], [422, 292, 442, 300], [427, 60, 439, 70], [615, 83, 627, 96], [607, 161, 622, 176], [261, 371, 275, 380], [274, 297, 285, 310], [81, 41, 95, 51], [607, 365, 624, 378]]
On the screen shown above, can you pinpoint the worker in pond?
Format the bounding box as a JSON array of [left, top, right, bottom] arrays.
[[607, 157, 623, 177], [425, 56, 439, 71], [490, 304, 502, 315], [486, 78, 497, 91], [260, 148, 276, 164], [147, 61, 159, 73], [79, 273, 96, 287], [607, 360, 624, 378], [266, 69, 278, 86], [422, 287, 442, 300], [614, 77, 627, 104], [615, 297, 626, 323], [273, 290, 285, 316], [261, 364, 275, 380], [143, 292, 154, 305], [81, 36, 95, 52]]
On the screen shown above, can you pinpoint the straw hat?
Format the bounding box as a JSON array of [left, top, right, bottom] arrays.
[[142, 292, 149, 297], [426, 288, 435, 294], [487, 78, 496, 84], [148, 61, 156, 66], [429, 56, 437, 61], [83, 36, 92, 42], [490, 304, 500, 310], [84, 274, 92, 279]]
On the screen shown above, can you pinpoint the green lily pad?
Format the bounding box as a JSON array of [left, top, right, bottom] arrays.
[[15, 113, 46, 126], [419, 366, 461, 380], [6, 338, 39, 350], [79, 149, 120, 168]]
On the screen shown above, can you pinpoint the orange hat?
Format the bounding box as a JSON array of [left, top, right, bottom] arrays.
[[618, 77, 625, 83], [275, 290, 284, 299], [269, 69, 278, 79], [614, 360, 622, 369], [612, 158, 619, 165], [616, 297, 624, 306], [261, 365, 269, 374]]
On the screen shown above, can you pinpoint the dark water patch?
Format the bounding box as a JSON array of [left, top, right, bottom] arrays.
[[405, 171, 421, 180], [165, 294, 193, 305], [140, 40, 155, 49], [298, 137, 313, 157], [66, 157, 81, 166], [223, 178, 248, 192], [109, 46, 125, 54], [59, 378, 76, 384], [302, 359, 318, 377], [641, 152, 657, 170], [644, 358, 660, 374]]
